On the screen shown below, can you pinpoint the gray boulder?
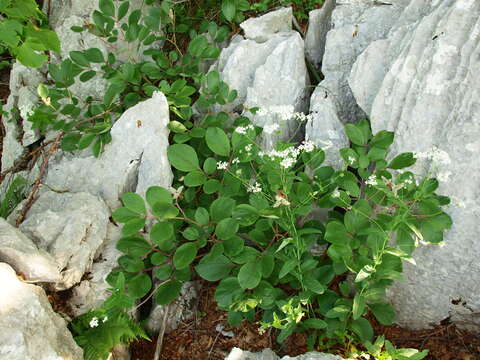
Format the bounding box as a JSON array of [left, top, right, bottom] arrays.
[[305, 0, 336, 70], [44, 92, 173, 209], [69, 223, 123, 316], [349, 0, 480, 329], [240, 7, 293, 43], [0, 218, 60, 283], [305, 0, 407, 139], [1, 63, 45, 171], [210, 7, 309, 149], [19, 190, 110, 290], [0, 263, 83, 360], [305, 85, 349, 169], [225, 348, 344, 360]]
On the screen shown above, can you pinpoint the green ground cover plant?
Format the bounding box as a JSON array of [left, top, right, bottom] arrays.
[[0, 0, 449, 359], [0, 0, 60, 67]]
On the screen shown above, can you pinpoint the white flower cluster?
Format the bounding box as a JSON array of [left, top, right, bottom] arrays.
[[298, 140, 315, 153], [89, 316, 108, 328], [331, 189, 340, 198], [259, 141, 315, 169], [414, 146, 451, 165], [257, 105, 295, 121], [365, 175, 378, 186], [256, 105, 313, 123], [293, 112, 314, 123], [217, 161, 229, 170], [273, 194, 291, 208], [246, 182, 262, 193], [235, 124, 255, 135], [402, 176, 414, 185]]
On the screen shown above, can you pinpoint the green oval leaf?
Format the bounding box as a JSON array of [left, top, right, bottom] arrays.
[[238, 261, 262, 289], [155, 280, 182, 305], [205, 127, 230, 156], [221, 0, 236, 21], [167, 144, 200, 172], [150, 221, 175, 251], [127, 273, 152, 299], [173, 243, 198, 269], [388, 152, 416, 170], [122, 217, 146, 236], [184, 170, 207, 187], [215, 218, 239, 240], [345, 123, 368, 146], [121, 192, 146, 215]]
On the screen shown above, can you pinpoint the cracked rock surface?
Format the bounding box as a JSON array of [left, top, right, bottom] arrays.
[[348, 0, 480, 330], [18, 190, 110, 290], [0, 263, 83, 360], [44, 92, 173, 210]]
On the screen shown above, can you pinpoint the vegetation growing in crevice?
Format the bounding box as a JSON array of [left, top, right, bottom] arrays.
[[1, 1, 448, 360]]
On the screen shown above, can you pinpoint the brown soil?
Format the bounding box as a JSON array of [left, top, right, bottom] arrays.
[[129, 282, 480, 360]]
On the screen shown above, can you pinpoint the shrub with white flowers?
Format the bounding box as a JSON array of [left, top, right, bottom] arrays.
[[58, 1, 445, 359], [109, 116, 451, 351]]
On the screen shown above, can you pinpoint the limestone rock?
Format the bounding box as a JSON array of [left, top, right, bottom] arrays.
[[225, 348, 344, 360], [305, 85, 349, 169], [309, 0, 407, 127], [240, 7, 293, 43], [0, 263, 83, 360], [0, 218, 60, 283], [1, 63, 45, 171], [19, 190, 110, 290], [208, 8, 309, 149], [348, 0, 480, 329], [305, 0, 336, 70], [69, 223, 123, 316], [243, 31, 310, 149], [44, 92, 173, 209]]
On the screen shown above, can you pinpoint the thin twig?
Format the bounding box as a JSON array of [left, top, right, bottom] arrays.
[[15, 132, 64, 226], [207, 332, 221, 360], [153, 305, 170, 360], [0, 138, 56, 185]]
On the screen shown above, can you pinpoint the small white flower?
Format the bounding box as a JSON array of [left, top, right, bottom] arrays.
[[273, 194, 290, 208], [348, 156, 356, 165], [280, 157, 296, 169], [263, 123, 280, 135], [235, 124, 254, 135], [246, 182, 262, 193], [170, 186, 184, 200], [232, 158, 240, 164], [298, 140, 315, 153], [217, 161, 229, 170], [365, 175, 378, 186], [102, 316, 108, 323], [245, 144, 253, 153], [293, 112, 313, 122], [331, 189, 340, 198], [403, 177, 414, 185], [436, 171, 452, 183], [89, 317, 99, 328]]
